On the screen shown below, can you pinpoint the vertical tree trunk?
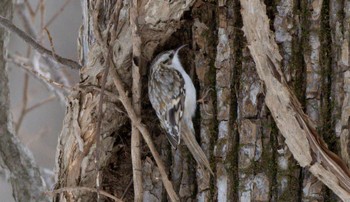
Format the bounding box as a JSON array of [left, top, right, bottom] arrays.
[[52, 0, 350, 201]]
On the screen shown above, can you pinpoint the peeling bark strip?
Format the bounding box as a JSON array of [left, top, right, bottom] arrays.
[[240, 0, 350, 200]]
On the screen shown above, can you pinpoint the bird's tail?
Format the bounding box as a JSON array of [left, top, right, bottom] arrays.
[[181, 120, 214, 175]]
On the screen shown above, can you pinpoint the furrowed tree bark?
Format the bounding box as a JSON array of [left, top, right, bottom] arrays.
[[301, 0, 324, 200], [54, 0, 196, 201], [273, 0, 301, 200], [214, 0, 235, 201], [240, 0, 350, 201], [192, 1, 217, 200], [0, 0, 49, 201], [47, 0, 350, 201], [339, 0, 350, 170]]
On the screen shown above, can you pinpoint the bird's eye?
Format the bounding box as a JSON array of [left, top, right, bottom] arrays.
[[163, 58, 170, 64], [169, 53, 174, 58]]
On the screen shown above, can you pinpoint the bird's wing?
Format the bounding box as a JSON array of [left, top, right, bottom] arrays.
[[148, 65, 185, 148]]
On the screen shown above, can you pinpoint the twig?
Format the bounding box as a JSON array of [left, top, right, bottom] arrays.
[[16, 3, 75, 89], [46, 187, 123, 202], [121, 178, 133, 200], [7, 55, 70, 90], [23, 0, 35, 17], [43, 28, 57, 61], [44, 0, 72, 28], [109, 60, 179, 202], [16, 73, 29, 134], [130, 0, 143, 200], [0, 15, 81, 69], [7, 54, 68, 105], [26, 95, 55, 113], [16, 90, 55, 135], [77, 85, 120, 102], [39, 0, 45, 33]]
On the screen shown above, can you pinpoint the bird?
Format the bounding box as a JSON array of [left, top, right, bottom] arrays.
[[148, 45, 213, 175]]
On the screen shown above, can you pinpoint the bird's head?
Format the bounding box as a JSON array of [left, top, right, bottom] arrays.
[[151, 45, 187, 68]]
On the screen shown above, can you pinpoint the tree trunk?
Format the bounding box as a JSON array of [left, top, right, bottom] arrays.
[[53, 0, 350, 201]]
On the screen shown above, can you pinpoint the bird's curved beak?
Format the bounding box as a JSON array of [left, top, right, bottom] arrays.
[[174, 44, 188, 55]]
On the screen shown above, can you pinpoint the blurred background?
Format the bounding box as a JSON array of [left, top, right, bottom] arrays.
[[1, 0, 81, 201]]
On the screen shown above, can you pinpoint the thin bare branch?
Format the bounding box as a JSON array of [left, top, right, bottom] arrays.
[[109, 61, 179, 202], [15, 2, 75, 89], [26, 95, 55, 113], [23, 0, 35, 17], [121, 178, 133, 200], [77, 85, 120, 102], [16, 73, 29, 133], [7, 55, 70, 90], [0, 15, 81, 69], [130, 0, 143, 200], [43, 28, 57, 61], [39, 0, 45, 32], [7, 55, 68, 105], [44, 0, 72, 28], [47, 187, 123, 202]]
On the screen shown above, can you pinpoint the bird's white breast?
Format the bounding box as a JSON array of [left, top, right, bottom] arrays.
[[172, 56, 197, 119]]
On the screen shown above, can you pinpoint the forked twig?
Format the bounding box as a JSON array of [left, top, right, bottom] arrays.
[[46, 187, 123, 202], [44, 0, 73, 28], [0, 15, 81, 69]]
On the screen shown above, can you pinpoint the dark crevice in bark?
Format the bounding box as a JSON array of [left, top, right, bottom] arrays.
[[294, 1, 307, 198], [232, 0, 243, 200], [319, 0, 336, 153], [264, 1, 278, 200], [209, 60, 218, 199], [294, 0, 307, 106], [297, 0, 310, 199], [264, 0, 276, 31], [191, 1, 219, 198], [269, 120, 278, 201], [319, 0, 339, 201], [297, 168, 303, 202]]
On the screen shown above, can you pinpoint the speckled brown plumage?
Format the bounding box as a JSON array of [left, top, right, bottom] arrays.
[[148, 46, 213, 175]]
